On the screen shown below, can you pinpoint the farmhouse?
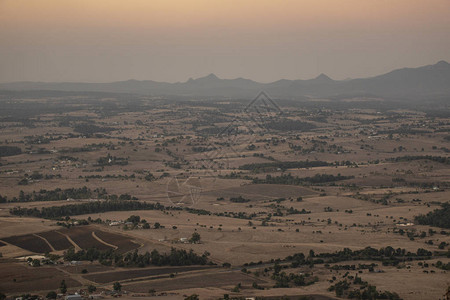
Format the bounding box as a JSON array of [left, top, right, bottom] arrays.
[[396, 222, 414, 227], [65, 294, 82, 300]]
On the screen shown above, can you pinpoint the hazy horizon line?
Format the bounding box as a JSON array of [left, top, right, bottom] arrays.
[[2, 59, 448, 85]]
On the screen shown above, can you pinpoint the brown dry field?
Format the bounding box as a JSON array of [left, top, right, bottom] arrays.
[[0, 97, 449, 299], [123, 270, 265, 293], [0, 263, 81, 294], [83, 265, 217, 284]]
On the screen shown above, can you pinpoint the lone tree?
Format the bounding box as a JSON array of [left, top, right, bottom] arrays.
[[113, 282, 122, 292], [88, 285, 97, 293], [190, 232, 201, 244], [60, 280, 67, 294]]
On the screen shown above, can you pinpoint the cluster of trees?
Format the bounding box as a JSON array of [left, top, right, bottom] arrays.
[[144, 173, 156, 181], [314, 246, 433, 264], [185, 206, 257, 221], [185, 207, 211, 215], [229, 196, 251, 203], [15, 187, 106, 203], [9, 199, 258, 223], [328, 279, 351, 297], [415, 202, 450, 229], [216, 211, 255, 220], [270, 263, 318, 288], [328, 263, 378, 271], [190, 232, 201, 244], [285, 246, 434, 268], [265, 119, 316, 132], [10, 200, 170, 219], [82, 173, 134, 180], [18, 172, 62, 185], [218, 173, 253, 180], [60, 142, 115, 154], [0, 145, 22, 157], [238, 160, 330, 172], [1, 187, 106, 203], [435, 260, 450, 270], [286, 207, 310, 215], [64, 247, 209, 267], [125, 215, 161, 229], [4, 188, 136, 203], [252, 173, 354, 185], [387, 155, 450, 165], [96, 154, 128, 166], [24, 135, 57, 145], [267, 204, 310, 216], [347, 286, 401, 300], [329, 279, 401, 299], [272, 271, 318, 288]]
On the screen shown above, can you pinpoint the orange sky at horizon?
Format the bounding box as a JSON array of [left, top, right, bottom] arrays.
[[1, 0, 449, 82], [3, 0, 448, 32]]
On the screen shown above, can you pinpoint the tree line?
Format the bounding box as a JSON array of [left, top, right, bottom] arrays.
[[0, 145, 22, 157], [285, 246, 436, 268], [0, 187, 137, 203], [238, 160, 330, 172], [264, 119, 316, 132], [252, 173, 354, 185], [9, 200, 171, 219], [415, 202, 450, 229], [9, 200, 256, 222], [386, 155, 450, 165], [64, 247, 209, 267]]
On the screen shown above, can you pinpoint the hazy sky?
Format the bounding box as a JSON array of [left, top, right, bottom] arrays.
[[1, 0, 449, 83]]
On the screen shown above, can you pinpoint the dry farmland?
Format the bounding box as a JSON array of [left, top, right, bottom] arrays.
[[0, 94, 449, 300]]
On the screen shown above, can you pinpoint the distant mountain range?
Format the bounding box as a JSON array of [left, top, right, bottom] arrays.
[[1, 61, 449, 99]]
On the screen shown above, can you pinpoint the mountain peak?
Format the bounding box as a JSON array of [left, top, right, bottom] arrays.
[[185, 73, 220, 84], [435, 60, 450, 67], [202, 73, 219, 80], [314, 73, 332, 81]]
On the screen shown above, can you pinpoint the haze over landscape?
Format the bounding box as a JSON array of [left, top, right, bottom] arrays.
[[1, 60, 450, 98], [1, 0, 450, 83], [0, 1, 450, 300]]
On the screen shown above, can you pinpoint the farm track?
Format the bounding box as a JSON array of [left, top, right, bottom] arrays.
[[91, 231, 118, 250], [89, 224, 143, 254], [119, 267, 269, 293], [93, 265, 269, 291], [84, 265, 218, 284], [55, 265, 98, 286], [56, 231, 82, 251], [0, 226, 140, 254], [90, 224, 228, 265], [33, 233, 56, 252]]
